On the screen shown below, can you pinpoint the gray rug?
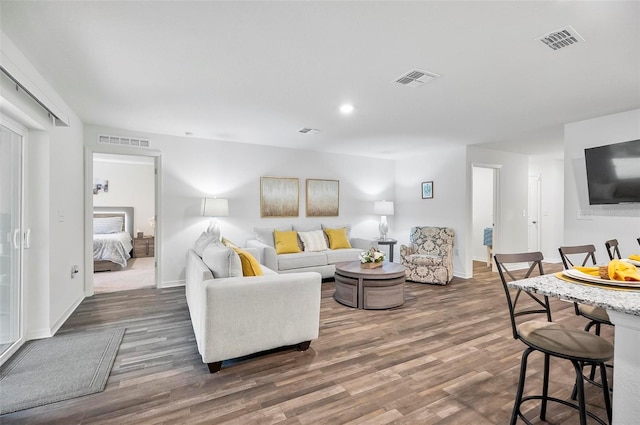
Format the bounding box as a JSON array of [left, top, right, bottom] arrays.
[[0, 328, 125, 415]]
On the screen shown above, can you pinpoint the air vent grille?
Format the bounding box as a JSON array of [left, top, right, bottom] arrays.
[[393, 68, 440, 87], [536, 25, 584, 51], [98, 134, 150, 147], [298, 128, 320, 134]]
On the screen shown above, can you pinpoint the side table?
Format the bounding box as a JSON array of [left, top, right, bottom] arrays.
[[133, 235, 155, 258], [376, 238, 397, 262]]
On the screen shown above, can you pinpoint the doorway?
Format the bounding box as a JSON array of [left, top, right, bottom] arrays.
[[472, 165, 500, 271], [0, 122, 23, 362], [85, 146, 161, 296]]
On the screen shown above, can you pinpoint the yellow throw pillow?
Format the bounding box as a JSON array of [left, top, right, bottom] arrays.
[[232, 247, 264, 276], [274, 230, 302, 254], [221, 236, 237, 248], [324, 227, 352, 249]]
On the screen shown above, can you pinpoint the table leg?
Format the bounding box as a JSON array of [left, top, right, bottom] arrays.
[[608, 310, 640, 424], [358, 277, 364, 309]]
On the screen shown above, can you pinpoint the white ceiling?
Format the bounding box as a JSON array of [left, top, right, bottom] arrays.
[[2, 1, 639, 159]]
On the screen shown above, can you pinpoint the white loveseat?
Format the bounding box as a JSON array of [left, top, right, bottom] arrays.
[[185, 245, 321, 373], [246, 224, 378, 279]]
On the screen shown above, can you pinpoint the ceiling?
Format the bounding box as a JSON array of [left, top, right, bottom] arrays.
[[1, 1, 639, 159]]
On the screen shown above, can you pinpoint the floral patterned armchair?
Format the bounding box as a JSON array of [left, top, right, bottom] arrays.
[[400, 226, 455, 285]]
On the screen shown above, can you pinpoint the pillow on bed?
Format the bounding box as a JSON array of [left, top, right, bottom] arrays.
[[94, 217, 124, 234]]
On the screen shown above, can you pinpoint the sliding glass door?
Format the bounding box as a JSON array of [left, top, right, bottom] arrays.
[[0, 124, 23, 361]]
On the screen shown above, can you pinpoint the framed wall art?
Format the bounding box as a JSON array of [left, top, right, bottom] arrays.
[[260, 177, 299, 217], [306, 179, 339, 217], [421, 181, 434, 199]]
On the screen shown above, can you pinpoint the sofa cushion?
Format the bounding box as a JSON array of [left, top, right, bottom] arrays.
[[325, 248, 363, 264], [324, 227, 352, 249], [274, 230, 302, 254], [277, 251, 328, 271], [201, 243, 242, 278], [254, 225, 293, 247], [293, 224, 322, 232], [194, 231, 218, 257], [233, 247, 264, 276], [298, 230, 329, 252]]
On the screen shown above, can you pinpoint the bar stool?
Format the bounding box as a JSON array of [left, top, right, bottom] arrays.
[[558, 245, 613, 336], [495, 252, 613, 425]]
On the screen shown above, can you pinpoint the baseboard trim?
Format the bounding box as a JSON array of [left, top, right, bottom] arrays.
[[160, 280, 185, 288], [51, 293, 84, 336]]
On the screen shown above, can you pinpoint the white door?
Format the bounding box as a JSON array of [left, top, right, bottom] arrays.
[[0, 124, 23, 362], [528, 175, 540, 252]]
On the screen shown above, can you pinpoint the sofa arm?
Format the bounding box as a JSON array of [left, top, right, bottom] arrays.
[[350, 237, 379, 250], [399, 244, 415, 259], [246, 239, 278, 269], [202, 272, 321, 363]]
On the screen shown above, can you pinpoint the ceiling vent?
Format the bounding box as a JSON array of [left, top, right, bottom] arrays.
[[393, 68, 440, 87], [98, 134, 150, 147], [298, 128, 320, 134], [536, 25, 584, 51]]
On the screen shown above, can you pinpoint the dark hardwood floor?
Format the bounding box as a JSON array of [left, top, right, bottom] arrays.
[[2, 261, 614, 424]]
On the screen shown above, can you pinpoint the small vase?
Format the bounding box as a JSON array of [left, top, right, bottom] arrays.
[[360, 262, 383, 269]]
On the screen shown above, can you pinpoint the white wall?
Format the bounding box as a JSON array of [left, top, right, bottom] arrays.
[[564, 109, 640, 262], [467, 146, 530, 272], [394, 145, 469, 277], [529, 156, 564, 262], [93, 156, 155, 236], [1, 32, 85, 339], [85, 125, 394, 287]]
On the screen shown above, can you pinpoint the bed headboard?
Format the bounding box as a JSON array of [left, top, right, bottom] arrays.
[[93, 206, 134, 238]]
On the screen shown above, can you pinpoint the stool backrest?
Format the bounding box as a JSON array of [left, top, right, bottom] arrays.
[[605, 239, 621, 260], [494, 252, 550, 340], [558, 244, 597, 270]]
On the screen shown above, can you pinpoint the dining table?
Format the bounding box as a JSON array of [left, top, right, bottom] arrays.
[[508, 272, 640, 425]]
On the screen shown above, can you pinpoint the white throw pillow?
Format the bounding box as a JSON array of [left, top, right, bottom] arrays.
[[93, 217, 123, 234], [201, 243, 242, 278], [298, 230, 329, 252]]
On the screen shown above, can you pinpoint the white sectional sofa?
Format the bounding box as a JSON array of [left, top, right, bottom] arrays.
[[185, 239, 322, 373], [246, 224, 379, 279]]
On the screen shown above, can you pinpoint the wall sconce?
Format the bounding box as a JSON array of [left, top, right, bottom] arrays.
[[373, 200, 394, 240], [202, 198, 229, 236]]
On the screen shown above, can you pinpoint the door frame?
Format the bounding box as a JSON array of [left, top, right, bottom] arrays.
[[84, 145, 162, 296], [528, 174, 541, 252]]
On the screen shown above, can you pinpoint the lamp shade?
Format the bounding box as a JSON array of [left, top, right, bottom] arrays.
[[203, 198, 229, 217], [373, 201, 394, 216]]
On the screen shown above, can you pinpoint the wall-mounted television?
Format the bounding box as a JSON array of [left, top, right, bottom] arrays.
[[585, 139, 640, 205]]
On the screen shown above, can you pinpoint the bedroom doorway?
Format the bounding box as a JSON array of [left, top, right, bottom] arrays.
[[85, 147, 161, 296], [472, 164, 500, 272]]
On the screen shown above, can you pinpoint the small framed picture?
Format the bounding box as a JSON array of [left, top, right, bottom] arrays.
[[421, 181, 433, 199]]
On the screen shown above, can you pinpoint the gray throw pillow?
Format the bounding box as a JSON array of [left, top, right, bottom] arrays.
[[194, 231, 217, 257], [201, 243, 242, 278]]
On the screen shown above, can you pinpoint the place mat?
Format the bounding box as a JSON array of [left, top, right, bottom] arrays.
[[555, 272, 640, 291]]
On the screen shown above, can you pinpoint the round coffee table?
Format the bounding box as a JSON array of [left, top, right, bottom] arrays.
[[334, 261, 406, 309]]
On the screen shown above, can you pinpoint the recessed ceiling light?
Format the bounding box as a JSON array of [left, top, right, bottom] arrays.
[[340, 104, 354, 114]]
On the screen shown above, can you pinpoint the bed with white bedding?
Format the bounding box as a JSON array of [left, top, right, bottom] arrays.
[[93, 207, 134, 272]]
